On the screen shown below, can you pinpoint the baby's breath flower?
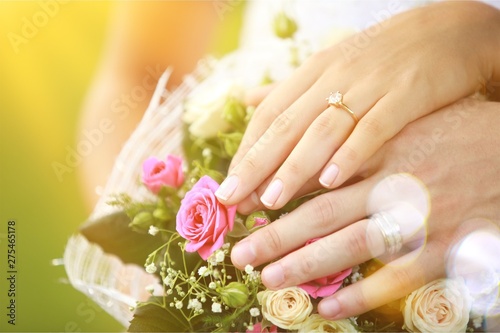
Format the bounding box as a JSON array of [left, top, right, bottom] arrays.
[[188, 298, 202, 311], [145, 263, 157, 274], [250, 307, 260, 317], [212, 269, 221, 279], [209, 282, 217, 289], [212, 302, 222, 313], [175, 301, 183, 309], [245, 264, 254, 274], [350, 272, 363, 283], [163, 276, 173, 287], [198, 266, 208, 277], [222, 243, 231, 250], [473, 316, 483, 329], [148, 225, 159, 236]]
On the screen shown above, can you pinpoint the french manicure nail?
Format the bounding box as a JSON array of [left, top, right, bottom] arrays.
[[319, 298, 341, 319], [260, 179, 283, 207], [215, 175, 239, 201], [231, 240, 256, 268], [262, 263, 285, 288], [319, 163, 339, 187]]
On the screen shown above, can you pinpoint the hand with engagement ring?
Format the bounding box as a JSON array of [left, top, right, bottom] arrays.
[[229, 98, 500, 320], [214, 1, 500, 212]]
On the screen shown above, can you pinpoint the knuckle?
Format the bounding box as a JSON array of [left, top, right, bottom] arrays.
[[308, 195, 342, 230], [240, 145, 260, 172], [358, 116, 385, 138], [295, 251, 318, 279], [271, 111, 294, 135], [336, 143, 359, 162], [344, 224, 368, 257], [350, 289, 369, 311], [310, 113, 336, 138], [281, 158, 302, 176], [260, 226, 283, 254], [385, 266, 415, 292]]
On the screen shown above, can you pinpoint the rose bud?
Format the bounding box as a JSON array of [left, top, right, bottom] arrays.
[[220, 282, 249, 308]]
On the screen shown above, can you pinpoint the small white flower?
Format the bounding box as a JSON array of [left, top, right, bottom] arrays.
[[209, 282, 217, 289], [473, 316, 483, 329], [202, 148, 212, 157], [148, 225, 159, 236], [212, 302, 222, 313], [187, 299, 202, 311], [198, 266, 208, 276], [350, 272, 363, 283], [175, 301, 183, 309], [222, 242, 231, 250], [145, 263, 157, 274], [215, 250, 225, 263], [245, 264, 254, 274], [250, 307, 260, 317], [163, 276, 173, 288]]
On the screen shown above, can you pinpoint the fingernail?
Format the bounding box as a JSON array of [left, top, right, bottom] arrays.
[[231, 240, 256, 268], [262, 263, 285, 288], [215, 175, 239, 201], [319, 164, 339, 187], [319, 298, 341, 319], [260, 179, 283, 207]]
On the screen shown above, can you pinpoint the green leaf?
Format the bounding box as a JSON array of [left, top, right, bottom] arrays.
[[128, 299, 190, 332], [80, 211, 164, 266]]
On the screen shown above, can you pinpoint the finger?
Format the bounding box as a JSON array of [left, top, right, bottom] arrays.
[[320, 90, 422, 189], [236, 174, 323, 214], [318, 241, 445, 320], [230, 178, 375, 270], [244, 83, 278, 107], [259, 199, 428, 289], [216, 78, 334, 204], [258, 106, 355, 209], [229, 53, 330, 172]]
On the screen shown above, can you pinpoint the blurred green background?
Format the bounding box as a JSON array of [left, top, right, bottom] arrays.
[[0, 1, 241, 331]]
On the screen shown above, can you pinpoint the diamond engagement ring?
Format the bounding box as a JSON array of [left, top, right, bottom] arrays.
[[370, 212, 403, 255], [326, 91, 358, 123]]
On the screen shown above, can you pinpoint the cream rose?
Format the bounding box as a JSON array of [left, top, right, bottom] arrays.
[[257, 287, 313, 330], [403, 278, 472, 333], [183, 81, 242, 139], [297, 314, 358, 333]]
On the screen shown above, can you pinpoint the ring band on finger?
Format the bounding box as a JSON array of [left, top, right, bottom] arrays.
[[369, 211, 403, 255], [326, 91, 358, 123]]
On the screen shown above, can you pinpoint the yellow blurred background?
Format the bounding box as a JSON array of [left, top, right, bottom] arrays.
[[0, 1, 241, 331]]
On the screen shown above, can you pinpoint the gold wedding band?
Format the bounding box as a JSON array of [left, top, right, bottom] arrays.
[[326, 91, 358, 123]]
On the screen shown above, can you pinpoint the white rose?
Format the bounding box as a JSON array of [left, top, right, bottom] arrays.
[[403, 278, 472, 333], [257, 287, 313, 330], [183, 81, 242, 139], [297, 314, 358, 333]]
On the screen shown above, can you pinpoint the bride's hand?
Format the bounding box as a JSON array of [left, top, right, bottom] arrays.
[[230, 98, 500, 319], [215, 1, 500, 210]]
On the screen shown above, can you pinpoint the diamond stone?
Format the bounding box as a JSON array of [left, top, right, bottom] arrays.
[[327, 91, 342, 105]]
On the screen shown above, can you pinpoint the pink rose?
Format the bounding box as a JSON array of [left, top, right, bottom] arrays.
[[142, 155, 184, 193], [176, 176, 236, 260], [247, 322, 278, 333], [298, 238, 352, 299]]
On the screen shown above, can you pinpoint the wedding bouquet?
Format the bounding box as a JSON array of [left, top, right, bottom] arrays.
[[64, 11, 490, 333]]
